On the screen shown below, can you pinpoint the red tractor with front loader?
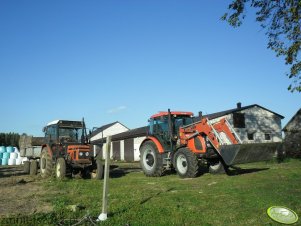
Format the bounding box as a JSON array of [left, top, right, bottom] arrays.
[[139, 110, 279, 178]]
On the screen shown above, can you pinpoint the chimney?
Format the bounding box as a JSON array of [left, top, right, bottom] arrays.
[[198, 111, 203, 119], [237, 102, 242, 109]]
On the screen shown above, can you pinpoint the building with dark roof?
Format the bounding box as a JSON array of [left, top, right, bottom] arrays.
[[195, 103, 284, 143], [90, 121, 129, 158], [92, 103, 284, 161]]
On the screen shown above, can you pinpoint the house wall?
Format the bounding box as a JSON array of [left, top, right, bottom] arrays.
[[284, 111, 301, 132], [90, 123, 129, 141], [95, 136, 146, 161], [283, 132, 301, 158], [91, 123, 129, 157], [210, 106, 282, 143], [283, 110, 301, 158]]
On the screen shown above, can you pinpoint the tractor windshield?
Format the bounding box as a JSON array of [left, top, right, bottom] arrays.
[[149, 115, 194, 135], [58, 127, 84, 143], [149, 117, 169, 134], [174, 116, 194, 129]]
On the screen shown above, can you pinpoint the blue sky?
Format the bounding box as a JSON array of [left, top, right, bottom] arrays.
[[0, 1, 299, 136]]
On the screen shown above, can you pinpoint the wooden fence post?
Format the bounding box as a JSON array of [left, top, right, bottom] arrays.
[[97, 135, 111, 221]]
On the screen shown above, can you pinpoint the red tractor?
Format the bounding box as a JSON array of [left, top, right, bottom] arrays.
[[139, 110, 278, 178], [20, 119, 103, 179]]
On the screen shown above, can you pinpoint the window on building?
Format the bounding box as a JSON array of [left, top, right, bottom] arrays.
[[247, 133, 254, 140], [265, 133, 271, 140], [233, 113, 245, 128]]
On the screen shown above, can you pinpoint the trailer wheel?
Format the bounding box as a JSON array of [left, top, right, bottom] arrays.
[[30, 160, 37, 175], [208, 159, 227, 174], [40, 149, 53, 178], [140, 141, 164, 177], [55, 158, 66, 179], [24, 161, 30, 174], [174, 148, 199, 178], [91, 159, 103, 180]]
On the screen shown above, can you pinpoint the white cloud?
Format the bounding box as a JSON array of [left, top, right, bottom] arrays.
[[107, 106, 127, 114]]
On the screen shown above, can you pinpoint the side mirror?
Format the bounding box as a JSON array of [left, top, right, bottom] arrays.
[[42, 127, 46, 133]]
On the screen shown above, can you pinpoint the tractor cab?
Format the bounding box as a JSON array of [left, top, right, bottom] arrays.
[[148, 111, 194, 151], [43, 119, 91, 163], [43, 120, 87, 145]]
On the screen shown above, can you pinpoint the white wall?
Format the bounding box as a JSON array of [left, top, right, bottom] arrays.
[[210, 106, 282, 143], [133, 137, 146, 161], [90, 123, 129, 141]]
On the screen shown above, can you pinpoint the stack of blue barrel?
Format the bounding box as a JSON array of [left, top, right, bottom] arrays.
[[0, 146, 21, 165], [0, 146, 9, 165]]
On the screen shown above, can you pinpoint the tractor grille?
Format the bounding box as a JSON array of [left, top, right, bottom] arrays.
[[67, 145, 91, 160]]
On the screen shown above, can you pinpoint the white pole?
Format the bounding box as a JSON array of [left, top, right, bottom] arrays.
[[97, 135, 111, 221]]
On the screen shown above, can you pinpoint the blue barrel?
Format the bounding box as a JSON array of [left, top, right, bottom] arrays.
[[2, 158, 8, 165], [2, 152, 10, 159], [0, 146, 6, 153], [6, 146, 14, 153]]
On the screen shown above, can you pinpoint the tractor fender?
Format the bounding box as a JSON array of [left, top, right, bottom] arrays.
[[41, 144, 53, 158], [140, 137, 164, 153]]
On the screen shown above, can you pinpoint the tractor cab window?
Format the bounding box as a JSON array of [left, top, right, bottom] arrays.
[[45, 125, 57, 141], [58, 127, 84, 143], [149, 117, 169, 135], [174, 116, 194, 131]]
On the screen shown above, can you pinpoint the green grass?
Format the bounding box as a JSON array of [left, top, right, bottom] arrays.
[[3, 159, 301, 225]]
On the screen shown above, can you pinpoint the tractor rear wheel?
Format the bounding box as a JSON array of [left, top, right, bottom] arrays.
[[40, 149, 53, 178], [140, 141, 164, 177], [55, 158, 66, 179], [208, 159, 227, 174], [174, 148, 199, 178], [91, 159, 104, 180], [30, 160, 37, 175]]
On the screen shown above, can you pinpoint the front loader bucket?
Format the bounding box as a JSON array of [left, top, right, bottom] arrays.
[[219, 142, 281, 166]]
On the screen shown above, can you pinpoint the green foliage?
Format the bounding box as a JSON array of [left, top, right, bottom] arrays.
[[0, 132, 20, 148], [222, 0, 301, 92]]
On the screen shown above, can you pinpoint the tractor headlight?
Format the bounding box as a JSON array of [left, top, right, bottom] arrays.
[[85, 152, 89, 157], [79, 152, 84, 157]]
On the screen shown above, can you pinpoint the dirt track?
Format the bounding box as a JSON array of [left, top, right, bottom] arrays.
[[0, 166, 53, 217]]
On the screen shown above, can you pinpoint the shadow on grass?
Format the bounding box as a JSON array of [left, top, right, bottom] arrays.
[[109, 165, 142, 179], [227, 166, 269, 176], [108, 187, 175, 218]]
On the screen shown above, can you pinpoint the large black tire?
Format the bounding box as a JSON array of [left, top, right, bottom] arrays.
[[174, 148, 199, 178], [140, 141, 164, 177], [24, 161, 30, 174], [55, 158, 66, 179], [40, 148, 53, 178], [91, 159, 104, 180], [30, 160, 37, 175], [208, 159, 227, 174]]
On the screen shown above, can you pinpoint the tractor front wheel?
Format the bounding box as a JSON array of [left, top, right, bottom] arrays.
[[91, 159, 104, 180], [174, 148, 199, 178], [55, 158, 66, 179], [140, 141, 164, 177], [208, 159, 227, 174]]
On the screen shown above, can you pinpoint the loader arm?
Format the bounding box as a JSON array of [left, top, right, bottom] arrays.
[[180, 117, 226, 151], [179, 117, 277, 166], [212, 118, 241, 145]]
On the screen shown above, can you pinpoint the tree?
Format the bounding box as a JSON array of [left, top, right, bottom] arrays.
[[222, 0, 301, 92]]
